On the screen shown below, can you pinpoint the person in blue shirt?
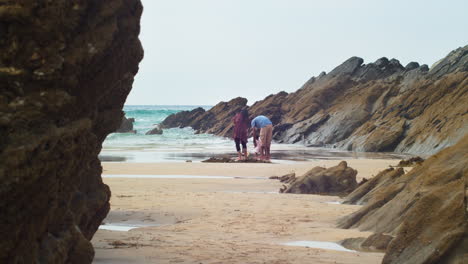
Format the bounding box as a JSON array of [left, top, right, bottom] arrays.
[[251, 115, 273, 161]]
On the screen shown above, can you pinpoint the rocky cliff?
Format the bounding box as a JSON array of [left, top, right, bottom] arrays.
[[338, 134, 468, 263], [0, 1, 143, 263], [160, 97, 247, 137], [162, 46, 468, 155]]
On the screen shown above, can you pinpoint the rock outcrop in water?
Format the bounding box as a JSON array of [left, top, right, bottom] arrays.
[[280, 161, 358, 195], [161, 97, 247, 137], [116, 116, 136, 133], [0, 1, 143, 263], [338, 134, 468, 263], [145, 124, 163, 135], [162, 46, 468, 155]]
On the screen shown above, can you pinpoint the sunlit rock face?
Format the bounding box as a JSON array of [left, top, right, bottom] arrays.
[[0, 1, 143, 263], [163, 45, 468, 156]]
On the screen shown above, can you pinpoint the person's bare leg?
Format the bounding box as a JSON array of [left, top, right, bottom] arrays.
[[237, 151, 242, 161], [242, 149, 247, 160]]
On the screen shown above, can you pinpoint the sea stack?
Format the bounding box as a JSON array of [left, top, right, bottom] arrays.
[[0, 1, 143, 263]]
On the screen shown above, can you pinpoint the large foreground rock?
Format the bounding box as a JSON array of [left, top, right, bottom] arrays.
[[0, 1, 143, 263], [282, 161, 358, 195], [338, 134, 468, 264], [162, 46, 468, 155]]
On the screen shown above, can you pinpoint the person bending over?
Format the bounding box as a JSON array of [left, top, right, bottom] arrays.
[[251, 115, 273, 161]]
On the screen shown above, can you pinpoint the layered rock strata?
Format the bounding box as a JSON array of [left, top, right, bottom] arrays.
[[0, 1, 143, 263], [338, 134, 468, 263], [162, 46, 468, 155]]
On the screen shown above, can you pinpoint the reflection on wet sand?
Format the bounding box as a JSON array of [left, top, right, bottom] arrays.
[[100, 147, 411, 163]]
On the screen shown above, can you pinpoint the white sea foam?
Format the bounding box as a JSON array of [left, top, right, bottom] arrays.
[[98, 222, 160, 232], [282, 241, 356, 252]]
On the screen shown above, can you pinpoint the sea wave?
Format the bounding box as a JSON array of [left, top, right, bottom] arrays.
[[102, 105, 230, 151]]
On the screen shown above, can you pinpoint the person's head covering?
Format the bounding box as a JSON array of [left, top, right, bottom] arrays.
[[240, 107, 249, 120]]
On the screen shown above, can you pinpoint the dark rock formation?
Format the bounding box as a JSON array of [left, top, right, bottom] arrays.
[[115, 116, 135, 133], [162, 45, 468, 155], [281, 161, 358, 195], [396, 156, 424, 167], [0, 1, 143, 263], [160, 107, 206, 129], [161, 97, 247, 137], [338, 134, 468, 264], [145, 125, 163, 135]]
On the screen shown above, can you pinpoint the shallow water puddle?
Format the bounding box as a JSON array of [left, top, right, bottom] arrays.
[[103, 174, 234, 179], [99, 225, 139, 232], [223, 191, 278, 194], [99, 223, 159, 232], [324, 201, 342, 205], [282, 241, 356, 252]]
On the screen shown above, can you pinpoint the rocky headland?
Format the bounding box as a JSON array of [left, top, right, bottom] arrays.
[[0, 1, 143, 263], [161, 45, 468, 156]]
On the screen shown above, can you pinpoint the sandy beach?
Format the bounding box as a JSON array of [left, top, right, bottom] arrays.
[[92, 159, 401, 263]]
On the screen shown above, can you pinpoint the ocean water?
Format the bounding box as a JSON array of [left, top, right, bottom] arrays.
[[100, 105, 409, 163], [102, 105, 232, 150], [101, 105, 239, 162]]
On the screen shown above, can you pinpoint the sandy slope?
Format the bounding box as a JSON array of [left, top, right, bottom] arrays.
[[92, 159, 398, 263]]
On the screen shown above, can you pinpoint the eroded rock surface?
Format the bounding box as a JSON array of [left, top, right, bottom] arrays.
[[0, 1, 143, 263], [281, 161, 358, 195], [338, 135, 468, 264], [162, 46, 468, 155]]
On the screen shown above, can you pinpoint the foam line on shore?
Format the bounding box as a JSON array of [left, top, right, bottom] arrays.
[[282, 241, 356, 252]]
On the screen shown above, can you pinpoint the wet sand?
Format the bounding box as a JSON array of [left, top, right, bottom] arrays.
[[93, 159, 397, 263]]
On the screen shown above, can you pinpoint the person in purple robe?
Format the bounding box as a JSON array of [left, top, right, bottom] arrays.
[[232, 108, 250, 160]]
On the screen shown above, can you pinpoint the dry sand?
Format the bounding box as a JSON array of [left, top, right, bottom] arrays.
[[93, 159, 399, 263]]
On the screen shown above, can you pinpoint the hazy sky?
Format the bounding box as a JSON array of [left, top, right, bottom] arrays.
[[126, 0, 468, 105]]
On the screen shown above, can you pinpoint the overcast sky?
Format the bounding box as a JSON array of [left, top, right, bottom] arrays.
[[125, 0, 468, 105]]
